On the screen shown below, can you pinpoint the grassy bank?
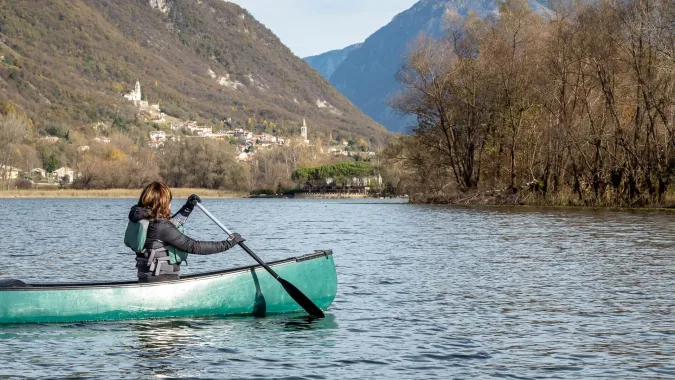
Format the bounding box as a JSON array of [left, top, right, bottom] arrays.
[[0, 188, 247, 198]]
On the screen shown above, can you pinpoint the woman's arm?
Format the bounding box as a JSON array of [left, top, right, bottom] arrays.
[[171, 194, 201, 225], [171, 204, 193, 226], [154, 220, 240, 255]]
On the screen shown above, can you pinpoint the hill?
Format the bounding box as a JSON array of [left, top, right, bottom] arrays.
[[0, 0, 390, 144]]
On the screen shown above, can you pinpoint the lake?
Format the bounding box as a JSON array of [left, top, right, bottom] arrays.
[[0, 198, 673, 379]]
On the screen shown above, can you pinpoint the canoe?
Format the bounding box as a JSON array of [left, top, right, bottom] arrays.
[[0, 250, 337, 324]]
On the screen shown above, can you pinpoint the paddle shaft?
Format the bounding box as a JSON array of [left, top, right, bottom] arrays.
[[195, 203, 282, 280]]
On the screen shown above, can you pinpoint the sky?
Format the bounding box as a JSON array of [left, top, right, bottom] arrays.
[[229, 0, 419, 58]]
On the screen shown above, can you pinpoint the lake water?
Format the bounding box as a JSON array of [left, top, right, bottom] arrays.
[[0, 198, 673, 379]]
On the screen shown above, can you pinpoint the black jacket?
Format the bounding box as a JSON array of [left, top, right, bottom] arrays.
[[128, 205, 235, 255]]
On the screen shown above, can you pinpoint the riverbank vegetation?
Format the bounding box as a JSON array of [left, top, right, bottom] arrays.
[[292, 162, 376, 185], [387, 0, 675, 207], [0, 188, 244, 198], [0, 110, 391, 195]]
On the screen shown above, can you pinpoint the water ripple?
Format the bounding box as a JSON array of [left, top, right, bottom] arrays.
[[0, 199, 673, 379]]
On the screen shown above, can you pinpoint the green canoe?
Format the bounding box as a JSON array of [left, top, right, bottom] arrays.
[[0, 250, 337, 324]]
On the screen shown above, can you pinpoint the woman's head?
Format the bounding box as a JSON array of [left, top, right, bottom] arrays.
[[137, 182, 173, 220]]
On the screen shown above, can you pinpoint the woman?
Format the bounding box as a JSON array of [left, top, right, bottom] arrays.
[[128, 182, 243, 282]]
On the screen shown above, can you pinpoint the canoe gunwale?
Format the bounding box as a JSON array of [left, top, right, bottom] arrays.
[[1, 250, 333, 291]]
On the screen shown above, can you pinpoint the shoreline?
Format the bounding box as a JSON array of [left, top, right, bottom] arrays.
[[0, 188, 247, 199], [409, 190, 675, 211], [416, 201, 675, 212], [1, 189, 672, 210]]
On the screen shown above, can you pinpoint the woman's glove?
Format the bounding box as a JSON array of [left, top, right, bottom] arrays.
[[227, 233, 245, 248], [186, 194, 201, 207]]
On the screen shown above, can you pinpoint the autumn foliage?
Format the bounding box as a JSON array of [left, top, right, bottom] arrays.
[[388, 0, 675, 206]]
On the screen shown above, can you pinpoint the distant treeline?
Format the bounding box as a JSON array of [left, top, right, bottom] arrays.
[[0, 109, 389, 193], [386, 0, 675, 206], [292, 162, 376, 184]]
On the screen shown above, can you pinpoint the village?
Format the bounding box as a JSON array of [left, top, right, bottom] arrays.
[[126, 80, 371, 162], [0, 81, 376, 187]]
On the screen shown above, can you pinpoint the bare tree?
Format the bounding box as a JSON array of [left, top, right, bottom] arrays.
[[0, 113, 29, 189], [389, 0, 675, 206], [392, 30, 491, 192]]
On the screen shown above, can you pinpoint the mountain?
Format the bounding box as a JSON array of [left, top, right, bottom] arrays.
[[303, 43, 362, 81], [0, 0, 389, 143], [306, 0, 554, 133]]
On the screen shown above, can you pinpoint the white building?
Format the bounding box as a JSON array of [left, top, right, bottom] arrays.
[[180, 122, 213, 136], [301, 118, 308, 143], [150, 131, 167, 141], [236, 152, 253, 162], [95, 137, 111, 144], [190, 126, 213, 136], [0, 165, 22, 180], [53, 167, 74, 183], [192, 126, 212, 136], [40, 136, 59, 143], [30, 168, 47, 179], [123, 81, 142, 106]]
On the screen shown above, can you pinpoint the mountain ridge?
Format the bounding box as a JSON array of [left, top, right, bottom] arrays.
[[303, 43, 362, 81], [306, 0, 556, 133]]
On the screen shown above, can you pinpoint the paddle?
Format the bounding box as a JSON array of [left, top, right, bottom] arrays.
[[195, 203, 325, 318]]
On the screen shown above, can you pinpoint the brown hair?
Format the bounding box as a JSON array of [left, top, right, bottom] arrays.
[[137, 182, 173, 220]]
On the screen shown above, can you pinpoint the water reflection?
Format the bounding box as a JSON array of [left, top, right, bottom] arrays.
[[206, 313, 340, 333], [130, 320, 199, 378], [280, 314, 339, 331], [251, 269, 267, 318]]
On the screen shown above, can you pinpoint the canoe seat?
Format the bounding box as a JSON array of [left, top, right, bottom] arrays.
[[0, 279, 29, 288]]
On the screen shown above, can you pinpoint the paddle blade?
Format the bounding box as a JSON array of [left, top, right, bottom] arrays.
[[279, 278, 325, 318]]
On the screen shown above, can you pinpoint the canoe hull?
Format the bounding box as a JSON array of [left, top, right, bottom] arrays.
[[0, 250, 337, 324]]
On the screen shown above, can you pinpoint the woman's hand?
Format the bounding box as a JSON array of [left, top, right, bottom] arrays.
[[186, 194, 201, 207], [228, 233, 245, 246]]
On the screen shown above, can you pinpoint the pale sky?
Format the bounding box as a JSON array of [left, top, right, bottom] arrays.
[[229, 0, 419, 58]]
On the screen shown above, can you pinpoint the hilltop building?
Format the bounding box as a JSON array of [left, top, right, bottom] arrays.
[[301, 118, 309, 144], [123, 80, 161, 111], [124, 81, 142, 106], [301, 118, 308, 139]]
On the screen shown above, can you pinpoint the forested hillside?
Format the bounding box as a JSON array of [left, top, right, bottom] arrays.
[[0, 0, 389, 143]]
